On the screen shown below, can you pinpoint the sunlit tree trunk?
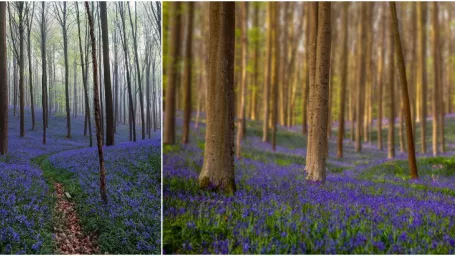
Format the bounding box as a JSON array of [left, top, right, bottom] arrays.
[[377, 5, 386, 151], [236, 2, 248, 158], [432, 2, 440, 156], [199, 2, 236, 195], [306, 2, 331, 182], [390, 2, 419, 179], [262, 2, 272, 142], [271, 2, 280, 151], [355, 3, 367, 152], [387, 8, 395, 159], [164, 2, 181, 145], [417, 2, 427, 154]]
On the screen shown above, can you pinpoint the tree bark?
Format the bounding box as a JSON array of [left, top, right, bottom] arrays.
[[85, 2, 107, 204], [236, 2, 248, 158], [262, 2, 272, 142], [390, 2, 419, 179], [387, 9, 395, 159], [164, 2, 181, 145], [337, 3, 349, 158], [355, 3, 367, 153], [417, 2, 427, 154], [182, 2, 194, 144], [100, 2, 114, 146], [432, 2, 440, 156], [41, 2, 47, 144], [306, 2, 331, 182], [0, 2, 7, 155], [271, 2, 280, 151], [199, 2, 236, 195]]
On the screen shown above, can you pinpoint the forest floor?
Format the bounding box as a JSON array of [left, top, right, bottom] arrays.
[[0, 107, 161, 254], [164, 115, 455, 254]]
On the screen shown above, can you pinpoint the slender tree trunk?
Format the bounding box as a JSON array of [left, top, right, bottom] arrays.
[[387, 9, 395, 159], [199, 2, 236, 195], [182, 2, 194, 144], [27, 14, 35, 131], [377, 6, 386, 151], [236, 2, 248, 158], [390, 2, 419, 179], [18, 3, 25, 137], [41, 2, 47, 144], [306, 2, 331, 182], [0, 2, 7, 155], [85, 2, 107, 204], [432, 2, 439, 156], [417, 2, 427, 154], [100, 2, 114, 146], [262, 3, 272, 142], [355, 3, 367, 153], [337, 3, 349, 158], [164, 2, 181, 145], [73, 59, 77, 118], [271, 2, 280, 151]]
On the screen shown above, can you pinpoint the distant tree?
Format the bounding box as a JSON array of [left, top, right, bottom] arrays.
[[432, 2, 440, 156], [182, 2, 194, 144], [236, 2, 248, 158], [337, 2, 349, 158], [199, 2, 236, 194], [100, 2, 114, 146], [76, 2, 92, 147], [54, 2, 71, 138], [25, 3, 35, 131], [85, 2, 107, 204], [0, 2, 7, 155], [355, 3, 367, 153], [417, 2, 427, 154], [306, 2, 331, 182], [387, 9, 395, 159], [390, 2, 419, 179], [262, 2, 272, 142]]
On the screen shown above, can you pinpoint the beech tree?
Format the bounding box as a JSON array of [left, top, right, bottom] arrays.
[[0, 2, 7, 155], [306, 2, 331, 182], [199, 2, 236, 194]]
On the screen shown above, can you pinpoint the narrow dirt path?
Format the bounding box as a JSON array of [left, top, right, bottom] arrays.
[[53, 182, 99, 254]]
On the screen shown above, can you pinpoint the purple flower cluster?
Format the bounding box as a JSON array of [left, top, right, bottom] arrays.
[[49, 135, 161, 254], [164, 121, 455, 254]]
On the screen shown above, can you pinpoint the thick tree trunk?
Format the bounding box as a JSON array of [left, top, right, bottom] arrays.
[[337, 3, 348, 158], [85, 2, 107, 204], [199, 2, 236, 195], [100, 2, 114, 146], [305, 2, 318, 174], [390, 2, 419, 179], [306, 2, 331, 182], [182, 2, 194, 144], [164, 2, 181, 145], [0, 2, 7, 155]]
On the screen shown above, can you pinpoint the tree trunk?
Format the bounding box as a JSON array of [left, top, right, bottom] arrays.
[[417, 2, 427, 154], [432, 2, 439, 156], [199, 2, 236, 195], [337, 3, 348, 158], [355, 3, 367, 153], [182, 2, 194, 144], [271, 2, 280, 151], [100, 2, 114, 146], [262, 2, 272, 142], [164, 2, 181, 145], [306, 2, 331, 182], [387, 9, 395, 159], [390, 2, 419, 179], [85, 2, 107, 204], [236, 2, 248, 158], [377, 5, 386, 151], [0, 2, 7, 155], [305, 2, 318, 174]]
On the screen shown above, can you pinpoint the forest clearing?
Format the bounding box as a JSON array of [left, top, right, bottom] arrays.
[[163, 1, 455, 254], [0, 2, 161, 254]]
